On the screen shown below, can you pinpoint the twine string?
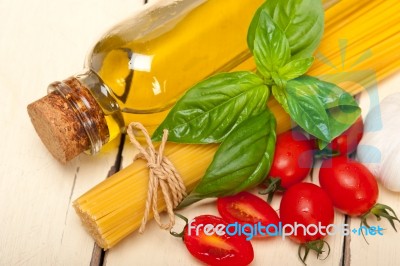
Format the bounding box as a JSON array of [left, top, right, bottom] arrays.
[[126, 122, 186, 233]]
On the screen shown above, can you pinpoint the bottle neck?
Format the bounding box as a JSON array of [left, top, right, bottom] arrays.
[[47, 70, 122, 156]]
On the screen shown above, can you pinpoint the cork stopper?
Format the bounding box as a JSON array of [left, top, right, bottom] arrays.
[[27, 78, 109, 163]]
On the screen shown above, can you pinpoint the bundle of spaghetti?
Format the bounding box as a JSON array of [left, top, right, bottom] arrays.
[[309, 0, 400, 93], [74, 0, 400, 249], [74, 143, 218, 249]]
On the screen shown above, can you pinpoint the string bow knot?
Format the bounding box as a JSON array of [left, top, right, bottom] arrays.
[[126, 122, 186, 233]]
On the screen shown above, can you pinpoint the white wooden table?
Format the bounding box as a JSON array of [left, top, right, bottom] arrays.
[[1, 0, 399, 265]]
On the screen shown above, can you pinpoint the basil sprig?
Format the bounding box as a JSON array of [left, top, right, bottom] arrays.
[[152, 0, 361, 206]]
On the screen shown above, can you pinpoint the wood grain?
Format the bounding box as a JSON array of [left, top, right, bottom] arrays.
[[0, 0, 143, 265]]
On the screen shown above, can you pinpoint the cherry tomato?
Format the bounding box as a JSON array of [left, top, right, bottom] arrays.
[[268, 130, 313, 188], [217, 191, 280, 236], [280, 183, 334, 243], [183, 215, 254, 266], [319, 157, 378, 216], [326, 117, 364, 156]]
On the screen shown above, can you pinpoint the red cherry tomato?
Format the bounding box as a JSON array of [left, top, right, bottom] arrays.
[[184, 215, 254, 266], [327, 117, 364, 156], [319, 157, 378, 216], [279, 183, 334, 244], [217, 191, 280, 236], [268, 130, 313, 188]]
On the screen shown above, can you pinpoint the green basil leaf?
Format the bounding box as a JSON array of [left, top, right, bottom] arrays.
[[285, 78, 331, 141], [178, 110, 276, 208], [279, 57, 314, 80], [284, 76, 361, 142], [248, 0, 324, 60], [247, 1, 267, 52], [271, 72, 287, 90], [271, 85, 288, 110], [253, 9, 291, 79], [152, 72, 269, 143], [301, 76, 361, 139]]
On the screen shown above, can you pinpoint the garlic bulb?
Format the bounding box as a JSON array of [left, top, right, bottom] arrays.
[[357, 92, 400, 192]]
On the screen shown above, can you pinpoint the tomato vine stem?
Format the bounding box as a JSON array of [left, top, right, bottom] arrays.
[[298, 239, 330, 265], [169, 213, 188, 238], [359, 203, 400, 244], [259, 177, 285, 203]]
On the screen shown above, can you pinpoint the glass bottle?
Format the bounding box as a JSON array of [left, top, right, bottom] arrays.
[[27, 0, 265, 163]]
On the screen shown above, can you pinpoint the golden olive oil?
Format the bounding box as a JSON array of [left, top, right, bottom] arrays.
[[88, 0, 264, 134]]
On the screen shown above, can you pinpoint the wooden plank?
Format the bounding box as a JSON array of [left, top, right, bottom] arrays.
[[0, 0, 143, 265]]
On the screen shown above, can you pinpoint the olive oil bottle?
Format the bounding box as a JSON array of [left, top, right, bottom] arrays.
[[28, 0, 264, 163]]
